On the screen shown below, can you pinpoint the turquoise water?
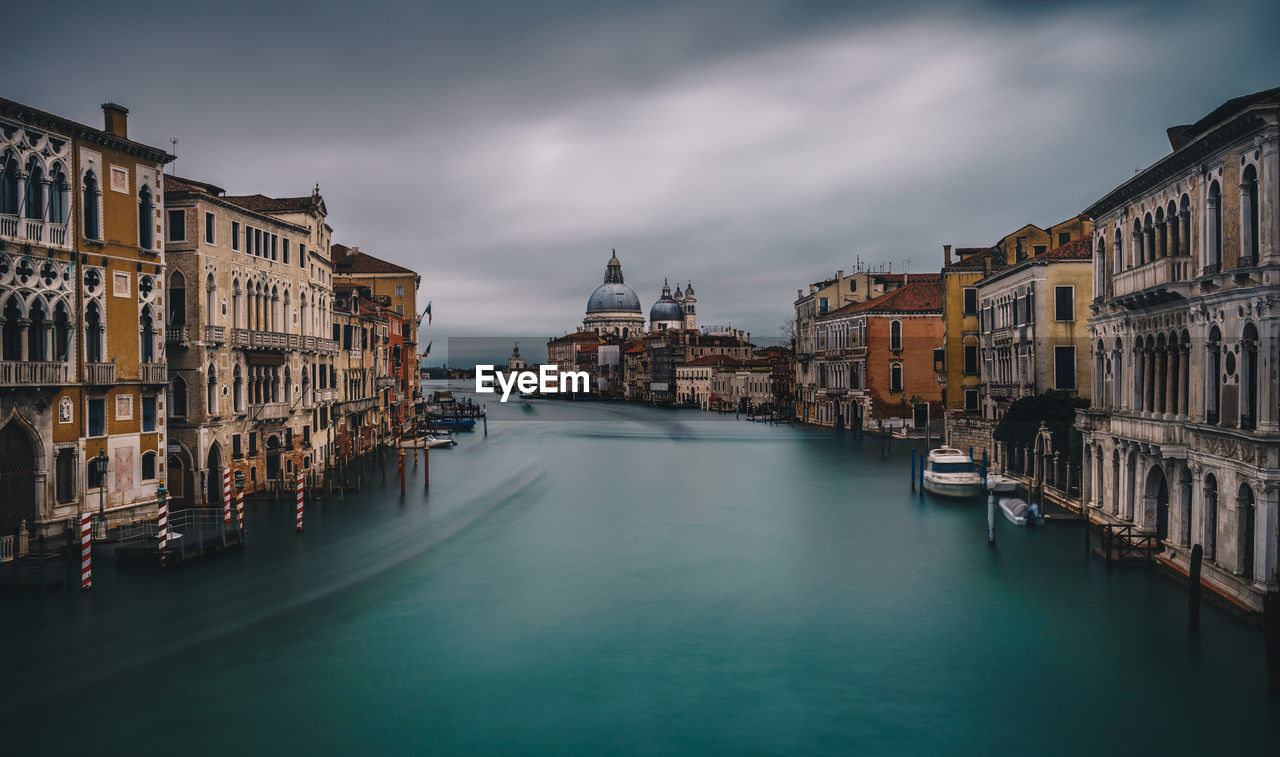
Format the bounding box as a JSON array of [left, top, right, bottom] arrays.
[[3, 384, 1278, 754]]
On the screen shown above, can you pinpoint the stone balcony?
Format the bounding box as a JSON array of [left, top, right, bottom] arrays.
[[1107, 412, 1188, 457], [204, 325, 226, 344], [0, 360, 70, 386], [252, 402, 292, 421], [140, 363, 167, 384], [0, 215, 70, 248], [230, 328, 338, 354], [1112, 256, 1192, 299], [165, 326, 189, 344], [84, 362, 116, 385]]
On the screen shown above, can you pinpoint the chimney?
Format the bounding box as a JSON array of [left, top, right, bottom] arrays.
[[943, 244, 952, 265], [102, 103, 129, 138], [837, 269, 844, 279]]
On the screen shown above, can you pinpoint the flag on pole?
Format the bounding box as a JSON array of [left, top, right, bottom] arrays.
[[423, 340, 432, 358], [421, 301, 432, 326]]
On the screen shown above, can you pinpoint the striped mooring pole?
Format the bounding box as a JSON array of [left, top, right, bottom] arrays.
[[236, 488, 245, 535], [223, 468, 232, 523], [157, 495, 168, 560], [295, 470, 305, 533], [79, 512, 92, 590]]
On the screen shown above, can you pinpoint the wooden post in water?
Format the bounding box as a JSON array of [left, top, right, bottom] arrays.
[[1188, 544, 1203, 631], [483, 407, 488, 435], [424, 442, 430, 491], [1264, 591, 1280, 695], [910, 448, 916, 491], [987, 491, 996, 547], [399, 448, 405, 496]]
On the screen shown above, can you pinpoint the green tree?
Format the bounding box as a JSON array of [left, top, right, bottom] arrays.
[[993, 390, 1087, 465]]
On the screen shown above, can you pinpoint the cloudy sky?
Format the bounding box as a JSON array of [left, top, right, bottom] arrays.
[[8, 0, 1278, 364]]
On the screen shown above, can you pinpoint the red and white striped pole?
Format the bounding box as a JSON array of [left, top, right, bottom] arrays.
[[223, 468, 232, 523], [236, 488, 245, 535], [295, 470, 304, 533], [157, 495, 168, 560], [80, 512, 92, 590]]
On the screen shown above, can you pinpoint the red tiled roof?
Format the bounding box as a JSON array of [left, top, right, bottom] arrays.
[[683, 355, 743, 367], [1032, 232, 1094, 261], [164, 175, 225, 196], [223, 193, 322, 213], [332, 243, 417, 276], [825, 281, 943, 316], [872, 272, 941, 284]]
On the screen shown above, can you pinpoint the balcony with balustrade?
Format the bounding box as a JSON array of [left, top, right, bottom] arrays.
[[85, 362, 116, 385], [0, 361, 70, 386], [140, 363, 167, 384], [204, 325, 225, 345], [1112, 255, 1192, 301], [252, 402, 293, 421], [166, 326, 190, 344], [230, 329, 341, 354], [0, 215, 71, 249]]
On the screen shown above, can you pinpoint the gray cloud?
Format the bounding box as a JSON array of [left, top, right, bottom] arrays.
[[7, 0, 1277, 365]]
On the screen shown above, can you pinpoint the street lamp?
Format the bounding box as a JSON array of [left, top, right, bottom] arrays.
[[94, 448, 109, 538]]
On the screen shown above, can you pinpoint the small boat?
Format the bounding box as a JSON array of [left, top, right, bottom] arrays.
[[998, 497, 1042, 526], [922, 447, 983, 499], [424, 434, 456, 449], [432, 417, 476, 431]]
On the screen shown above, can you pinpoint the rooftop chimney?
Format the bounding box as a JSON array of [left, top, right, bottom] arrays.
[[102, 103, 129, 138], [943, 244, 952, 265]]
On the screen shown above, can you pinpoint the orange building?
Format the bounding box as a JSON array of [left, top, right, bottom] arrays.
[[1, 98, 172, 543]]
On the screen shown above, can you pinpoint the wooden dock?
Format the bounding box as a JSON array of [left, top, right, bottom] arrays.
[[113, 509, 245, 568]]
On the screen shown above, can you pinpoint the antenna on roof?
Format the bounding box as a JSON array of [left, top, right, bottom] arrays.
[[169, 138, 178, 174]]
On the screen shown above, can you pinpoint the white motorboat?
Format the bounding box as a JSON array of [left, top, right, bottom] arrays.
[[424, 434, 456, 449], [922, 447, 983, 499], [998, 497, 1042, 526]]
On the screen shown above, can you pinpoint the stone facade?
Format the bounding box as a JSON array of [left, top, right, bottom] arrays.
[[1078, 87, 1280, 611]]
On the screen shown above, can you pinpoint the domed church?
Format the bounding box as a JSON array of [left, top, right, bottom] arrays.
[[650, 279, 697, 331], [583, 251, 645, 338]]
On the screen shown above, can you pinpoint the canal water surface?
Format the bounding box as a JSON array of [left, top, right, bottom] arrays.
[[3, 384, 1278, 754]]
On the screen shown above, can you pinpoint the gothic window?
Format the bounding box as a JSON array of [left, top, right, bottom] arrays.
[[1113, 227, 1123, 274], [138, 185, 154, 249], [49, 166, 68, 224], [233, 364, 244, 412], [1238, 483, 1255, 580], [889, 320, 902, 352], [85, 301, 103, 363], [170, 374, 188, 417], [141, 451, 157, 481], [1206, 326, 1222, 424], [205, 274, 216, 323], [53, 301, 70, 361], [23, 158, 43, 219], [139, 305, 155, 363], [1241, 165, 1259, 265], [1205, 180, 1222, 273], [1204, 474, 1218, 561], [27, 299, 46, 361], [82, 170, 100, 239], [0, 153, 18, 214], [207, 363, 218, 414], [1241, 323, 1258, 431]]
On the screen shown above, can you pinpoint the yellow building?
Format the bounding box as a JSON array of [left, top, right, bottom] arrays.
[[1, 99, 172, 543], [332, 244, 422, 410]]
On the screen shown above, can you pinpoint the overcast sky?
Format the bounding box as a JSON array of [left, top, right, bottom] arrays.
[[8, 0, 1278, 365]]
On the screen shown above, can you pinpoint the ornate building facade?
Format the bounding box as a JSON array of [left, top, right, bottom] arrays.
[[1, 99, 172, 542], [1077, 87, 1279, 611], [163, 177, 338, 507], [583, 251, 644, 338]]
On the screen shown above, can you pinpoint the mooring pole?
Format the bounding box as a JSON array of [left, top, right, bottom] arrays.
[[483, 407, 488, 435], [987, 491, 996, 547], [1264, 591, 1280, 695], [910, 449, 916, 491], [424, 442, 430, 491], [399, 448, 405, 497], [1189, 543, 1203, 631]]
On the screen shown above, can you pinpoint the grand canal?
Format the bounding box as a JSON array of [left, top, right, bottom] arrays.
[[3, 384, 1278, 754]]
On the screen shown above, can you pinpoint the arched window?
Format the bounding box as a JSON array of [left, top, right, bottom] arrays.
[[27, 299, 47, 361], [207, 363, 218, 414], [1112, 338, 1123, 411], [170, 374, 188, 417], [889, 320, 902, 351], [53, 301, 70, 361], [1241, 323, 1258, 430], [1206, 326, 1221, 424], [85, 301, 103, 363], [48, 166, 68, 224], [1204, 474, 1218, 561], [168, 271, 186, 326], [1238, 483, 1255, 580], [139, 305, 155, 364], [1205, 180, 1222, 273], [141, 451, 157, 481], [205, 274, 216, 324], [1241, 164, 1259, 265], [1154, 207, 1166, 259], [1095, 237, 1107, 298], [1166, 200, 1180, 261], [0, 153, 18, 215], [284, 365, 292, 403], [24, 158, 43, 219], [138, 185, 154, 249], [890, 362, 903, 393], [232, 280, 242, 328], [82, 170, 100, 239], [1, 296, 21, 360], [1113, 227, 1124, 274], [1132, 218, 1143, 266], [233, 364, 244, 412]]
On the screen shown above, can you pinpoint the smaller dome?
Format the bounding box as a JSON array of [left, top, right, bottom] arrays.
[[650, 281, 683, 322], [684, 281, 695, 297]]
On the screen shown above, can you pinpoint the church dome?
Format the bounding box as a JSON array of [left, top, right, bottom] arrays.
[[586, 251, 641, 314], [587, 282, 641, 314], [650, 279, 683, 322]]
